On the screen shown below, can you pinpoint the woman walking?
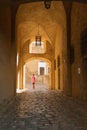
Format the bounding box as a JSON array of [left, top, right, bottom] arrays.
[[32, 74, 36, 89]]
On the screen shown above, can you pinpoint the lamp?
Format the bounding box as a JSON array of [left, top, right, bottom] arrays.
[[44, 0, 51, 9], [35, 24, 41, 46]]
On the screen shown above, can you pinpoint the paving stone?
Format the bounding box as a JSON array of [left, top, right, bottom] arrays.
[[0, 88, 87, 130]]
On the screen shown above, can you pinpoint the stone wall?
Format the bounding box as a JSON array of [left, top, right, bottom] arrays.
[[71, 2, 87, 100], [0, 7, 16, 103], [55, 26, 63, 90]]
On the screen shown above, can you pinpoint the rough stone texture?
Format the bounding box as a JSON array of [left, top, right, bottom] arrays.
[[0, 88, 87, 130]]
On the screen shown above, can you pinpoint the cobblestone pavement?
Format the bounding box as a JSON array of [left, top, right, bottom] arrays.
[[0, 84, 87, 130]]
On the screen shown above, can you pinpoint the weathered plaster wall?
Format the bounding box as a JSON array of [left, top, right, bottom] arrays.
[[71, 2, 87, 100], [0, 7, 16, 103]]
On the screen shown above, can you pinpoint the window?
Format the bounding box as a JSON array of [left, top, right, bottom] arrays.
[[29, 42, 46, 54]]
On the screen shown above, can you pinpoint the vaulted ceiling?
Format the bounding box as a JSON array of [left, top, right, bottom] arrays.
[[16, 1, 66, 47]]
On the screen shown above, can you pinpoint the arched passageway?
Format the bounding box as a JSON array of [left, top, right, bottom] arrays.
[[0, 1, 87, 130], [23, 59, 51, 90], [1, 0, 87, 107], [16, 1, 68, 93]]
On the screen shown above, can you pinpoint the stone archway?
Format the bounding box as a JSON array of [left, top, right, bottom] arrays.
[[23, 57, 52, 90], [16, 1, 67, 92], [1, 0, 87, 105], [16, 39, 54, 90]]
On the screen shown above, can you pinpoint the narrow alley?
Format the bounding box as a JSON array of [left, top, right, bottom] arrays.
[[0, 86, 87, 130], [1, 1, 87, 130]]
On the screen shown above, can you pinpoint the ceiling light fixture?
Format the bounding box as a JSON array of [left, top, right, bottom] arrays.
[[44, 0, 51, 9], [35, 24, 41, 46]]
